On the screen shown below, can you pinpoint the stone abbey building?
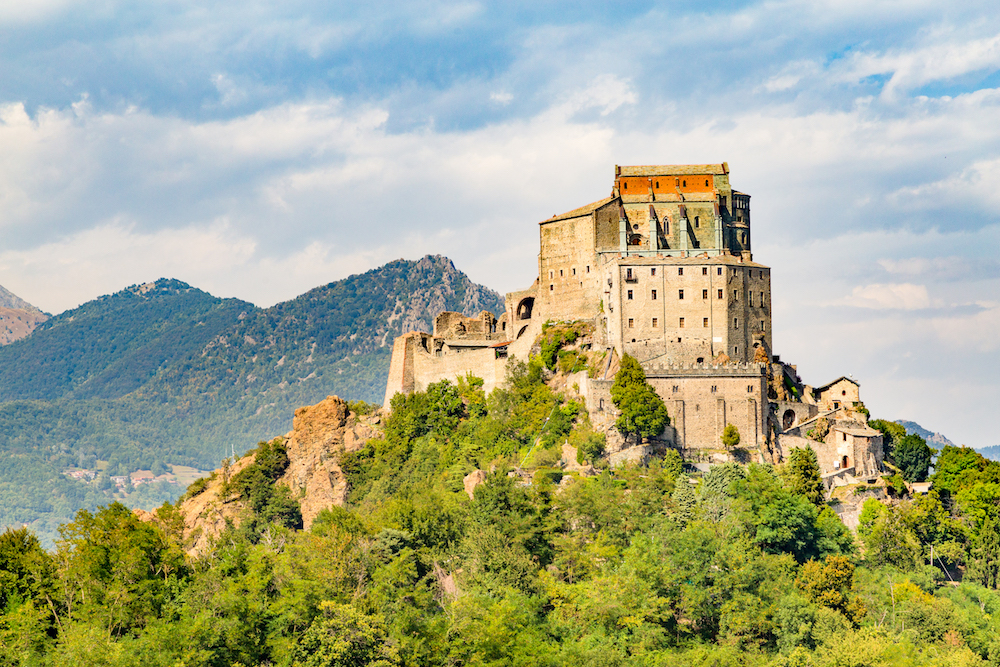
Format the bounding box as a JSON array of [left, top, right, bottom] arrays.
[[384, 164, 882, 479]]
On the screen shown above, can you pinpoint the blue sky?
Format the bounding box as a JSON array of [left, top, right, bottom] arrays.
[[1, 0, 999, 447]]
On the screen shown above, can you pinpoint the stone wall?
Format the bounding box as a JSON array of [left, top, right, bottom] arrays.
[[605, 255, 772, 364]]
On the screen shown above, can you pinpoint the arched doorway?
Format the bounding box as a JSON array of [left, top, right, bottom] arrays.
[[516, 297, 534, 321], [782, 409, 795, 430]]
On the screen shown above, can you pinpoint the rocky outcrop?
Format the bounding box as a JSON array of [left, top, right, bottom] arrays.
[[278, 396, 378, 527], [174, 395, 380, 555], [0, 284, 47, 345]]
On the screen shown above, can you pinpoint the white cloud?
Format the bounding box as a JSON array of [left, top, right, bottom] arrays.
[[837, 30, 1000, 99], [832, 283, 932, 310]]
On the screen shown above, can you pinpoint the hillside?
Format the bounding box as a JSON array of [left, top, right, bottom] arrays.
[[0, 283, 47, 345], [7, 359, 1000, 666], [896, 420, 957, 450], [0, 255, 502, 543]]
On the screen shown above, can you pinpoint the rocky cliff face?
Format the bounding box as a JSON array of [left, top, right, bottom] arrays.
[[0, 284, 47, 345], [174, 395, 379, 555]]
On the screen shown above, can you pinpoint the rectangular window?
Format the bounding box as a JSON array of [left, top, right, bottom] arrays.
[[717, 267, 722, 275], [651, 268, 656, 276], [702, 267, 708, 275], [560, 269, 564, 277], [702, 289, 708, 299], [711, 385, 717, 393], [672, 385, 679, 393], [550, 284, 553, 291], [734, 317, 739, 328], [679, 317, 685, 328], [652, 318, 658, 327], [734, 346, 739, 355], [627, 289, 633, 300], [760, 291, 764, 304], [586, 265, 590, 273], [749, 293, 753, 306], [572, 268, 576, 276], [703, 317, 709, 327], [694, 216, 700, 229], [628, 318, 634, 328], [761, 319, 765, 330], [717, 289, 723, 299], [651, 289, 657, 300], [748, 385, 753, 393], [678, 268, 683, 276], [549, 270, 553, 278], [678, 289, 684, 299], [626, 268, 633, 280], [734, 289, 738, 300]]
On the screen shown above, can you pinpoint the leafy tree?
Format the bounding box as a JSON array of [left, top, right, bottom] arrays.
[[870, 419, 907, 459], [795, 555, 865, 623], [610, 355, 669, 441], [721, 423, 741, 450], [859, 501, 921, 570], [932, 445, 995, 494], [672, 477, 697, 525], [783, 446, 825, 506], [892, 433, 935, 482], [966, 514, 1000, 589]]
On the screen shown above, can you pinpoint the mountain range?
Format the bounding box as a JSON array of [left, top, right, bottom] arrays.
[[0, 255, 502, 542]]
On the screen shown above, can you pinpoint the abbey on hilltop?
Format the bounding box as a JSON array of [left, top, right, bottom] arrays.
[[384, 164, 883, 482]]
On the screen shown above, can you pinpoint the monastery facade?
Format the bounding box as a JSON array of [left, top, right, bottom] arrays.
[[383, 164, 882, 480]]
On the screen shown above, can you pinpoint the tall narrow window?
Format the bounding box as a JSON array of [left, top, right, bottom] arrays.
[[586, 265, 590, 273], [734, 317, 738, 328], [702, 289, 708, 299], [628, 318, 634, 328], [560, 269, 564, 277], [703, 317, 709, 327], [734, 290, 738, 300], [572, 268, 576, 276], [627, 290, 633, 300], [626, 268, 633, 280], [702, 267, 708, 275], [678, 289, 684, 299], [678, 267, 684, 276], [760, 291, 764, 304], [651, 290, 657, 300], [694, 216, 700, 229], [717, 289, 723, 299], [749, 293, 753, 306], [679, 317, 685, 328], [652, 318, 658, 328], [761, 319, 765, 330], [651, 267, 656, 276]]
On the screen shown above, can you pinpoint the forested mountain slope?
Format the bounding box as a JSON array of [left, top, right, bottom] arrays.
[[0, 255, 502, 543]]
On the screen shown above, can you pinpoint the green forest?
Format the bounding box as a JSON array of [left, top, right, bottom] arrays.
[[2, 357, 999, 666], [0, 257, 503, 543]]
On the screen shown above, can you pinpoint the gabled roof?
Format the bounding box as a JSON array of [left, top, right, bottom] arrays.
[[813, 376, 859, 393], [541, 197, 617, 224]]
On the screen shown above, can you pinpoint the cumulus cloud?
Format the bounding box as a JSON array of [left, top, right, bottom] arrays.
[[833, 283, 933, 310]]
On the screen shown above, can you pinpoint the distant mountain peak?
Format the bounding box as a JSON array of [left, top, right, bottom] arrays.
[[0, 283, 42, 313], [120, 278, 196, 298], [896, 420, 957, 449]]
